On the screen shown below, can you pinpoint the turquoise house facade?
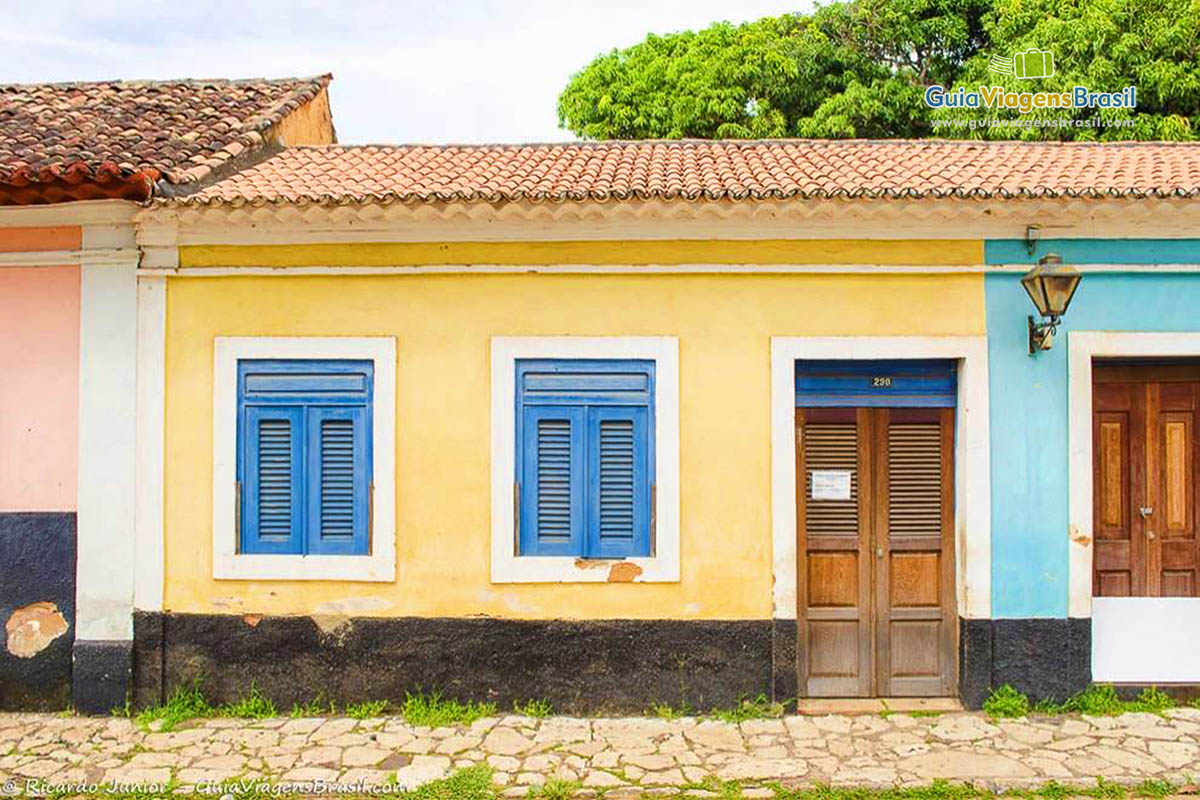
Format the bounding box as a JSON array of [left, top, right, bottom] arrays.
[[979, 238, 1200, 702]]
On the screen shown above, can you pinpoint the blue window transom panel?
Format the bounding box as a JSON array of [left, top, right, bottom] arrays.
[[796, 359, 957, 408], [237, 359, 373, 556], [516, 359, 654, 559]]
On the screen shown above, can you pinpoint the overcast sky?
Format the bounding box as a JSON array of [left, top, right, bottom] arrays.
[[2, 0, 810, 144]]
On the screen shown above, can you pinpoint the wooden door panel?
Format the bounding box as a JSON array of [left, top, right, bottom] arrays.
[[1161, 540, 1197, 569], [1157, 407, 1197, 594], [1096, 418, 1127, 533], [890, 552, 940, 606], [876, 409, 956, 697], [1094, 539, 1132, 597], [1093, 410, 1134, 595], [1159, 414, 1192, 537], [1093, 379, 1143, 596], [1093, 367, 1200, 598], [1162, 570, 1195, 597], [888, 619, 943, 695], [1160, 381, 1196, 410], [807, 619, 864, 695], [797, 408, 872, 697], [807, 553, 858, 606], [798, 405, 955, 698]]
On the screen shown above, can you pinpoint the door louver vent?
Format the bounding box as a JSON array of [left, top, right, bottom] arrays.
[[804, 422, 858, 537], [888, 423, 942, 536]]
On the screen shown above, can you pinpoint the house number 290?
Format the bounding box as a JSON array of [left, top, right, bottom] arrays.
[[872, 377, 892, 387]]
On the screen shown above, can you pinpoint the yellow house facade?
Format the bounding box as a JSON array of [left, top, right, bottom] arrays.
[[125, 140, 1200, 711], [162, 268, 984, 622]]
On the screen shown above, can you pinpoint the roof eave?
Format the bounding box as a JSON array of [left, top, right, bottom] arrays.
[[0, 171, 155, 206]]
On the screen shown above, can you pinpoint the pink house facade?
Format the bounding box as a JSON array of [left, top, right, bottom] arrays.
[[0, 77, 336, 711], [0, 225, 81, 708]]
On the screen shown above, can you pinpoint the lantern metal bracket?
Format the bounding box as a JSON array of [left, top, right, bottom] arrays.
[[1028, 314, 1060, 354], [1025, 225, 1041, 256]]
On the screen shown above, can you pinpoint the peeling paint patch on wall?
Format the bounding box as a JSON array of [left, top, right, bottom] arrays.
[[6, 602, 68, 658], [606, 562, 643, 582]]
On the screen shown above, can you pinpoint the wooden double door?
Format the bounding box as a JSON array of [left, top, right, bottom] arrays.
[[1094, 364, 1200, 597], [796, 407, 956, 697]]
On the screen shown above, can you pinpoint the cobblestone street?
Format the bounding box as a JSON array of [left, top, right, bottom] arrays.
[[2, 708, 1200, 796]]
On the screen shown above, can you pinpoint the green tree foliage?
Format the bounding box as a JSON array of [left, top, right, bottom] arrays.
[[557, 16, 825, 139], [556, 0, 1200, 140], [941, 0, 1200, 139]]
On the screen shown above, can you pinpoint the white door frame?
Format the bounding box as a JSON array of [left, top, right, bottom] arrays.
[[770, 336, 992, 621]]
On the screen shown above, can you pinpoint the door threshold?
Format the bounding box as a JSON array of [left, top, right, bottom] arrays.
[[796, 697, 963, 715]]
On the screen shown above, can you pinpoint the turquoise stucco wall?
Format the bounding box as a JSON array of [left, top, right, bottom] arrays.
[[986, 239, 1200, 618]]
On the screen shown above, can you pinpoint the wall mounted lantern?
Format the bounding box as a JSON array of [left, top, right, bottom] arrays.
[[1022, 253, 1081, 354]]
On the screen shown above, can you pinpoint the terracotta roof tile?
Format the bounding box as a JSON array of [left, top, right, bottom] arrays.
[[0, 75, 331, 199], [175, 140, 1200, 207]]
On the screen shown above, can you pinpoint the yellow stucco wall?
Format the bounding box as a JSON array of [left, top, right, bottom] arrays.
[[163, 265, 985, 620]]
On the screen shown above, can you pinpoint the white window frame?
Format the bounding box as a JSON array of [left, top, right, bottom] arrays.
[[770, 336, 992, 620], [490, 337, 680, 583], [212, 337, 396, 581]]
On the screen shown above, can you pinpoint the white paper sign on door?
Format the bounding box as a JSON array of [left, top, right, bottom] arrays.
[[810, 470, 852, 501]]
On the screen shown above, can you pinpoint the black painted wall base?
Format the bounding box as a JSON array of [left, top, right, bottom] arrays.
[[133, 611, 165, 709], [959, 617, 1092, 708], [73, 640, 132, 715], [0, 512, 76, 711], [134, 613, 772, 715], [128, 613, 1099, 713], [770, 619, 797, 702]]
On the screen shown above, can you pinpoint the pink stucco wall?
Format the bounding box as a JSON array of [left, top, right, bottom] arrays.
[[0, 265, 80, 511]]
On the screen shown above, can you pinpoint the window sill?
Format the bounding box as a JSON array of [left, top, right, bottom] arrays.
[[490, 555, 678, 584], [214, 553, 395, 582]]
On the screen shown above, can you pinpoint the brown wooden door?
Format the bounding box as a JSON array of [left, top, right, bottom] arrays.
[[1094, 365, 1200, 597], [797, 407, 956, 697]]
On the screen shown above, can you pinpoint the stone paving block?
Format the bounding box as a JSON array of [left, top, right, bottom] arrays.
[[897, 751, 1036, 779], [716, 756, 808, 780], [342, 745, 390, 766], [582, 769, 626, 787], [297, 745, 341, 766], [1149, 740, 1198, 768], [929, 715, 1001, 742]]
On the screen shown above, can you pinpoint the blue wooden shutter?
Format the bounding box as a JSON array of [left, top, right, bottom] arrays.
[[238, 359, 373, 557], [516, 359, 654, 559], [520, 405, 585, 556], [587, 406, 650, 558], [242, 406, 304, 554], [306, 405, 371, 555]]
